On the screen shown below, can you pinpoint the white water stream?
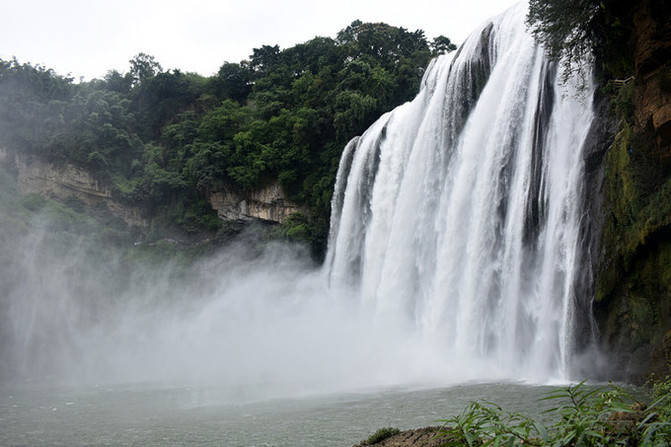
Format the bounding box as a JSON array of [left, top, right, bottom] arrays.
[[326, 3, 594, 382]]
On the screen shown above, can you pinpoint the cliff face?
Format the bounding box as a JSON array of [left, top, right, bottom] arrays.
[[633, 1, 671, 154], [592, 0, 671, 382], [2, 151, 149, 229], [208, 183, 303, 224], [1, 149, 300, 235]]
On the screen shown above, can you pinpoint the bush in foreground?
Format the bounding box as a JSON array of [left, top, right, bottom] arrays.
[[436, 380, 671, 446]]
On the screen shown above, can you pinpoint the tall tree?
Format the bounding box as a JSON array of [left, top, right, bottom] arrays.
[[128, 53, 163, 86], [431, 36, 457, 55]]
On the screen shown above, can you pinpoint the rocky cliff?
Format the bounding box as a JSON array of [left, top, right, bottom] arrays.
[[633, 0, 671, 155], [591, 0, 671, 382], [208, 182, 303, 223], [0, 148, 300, 234], [1, 150, 149, 229]]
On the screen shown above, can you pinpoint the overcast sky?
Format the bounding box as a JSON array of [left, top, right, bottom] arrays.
[[1, 0, 514, 80]]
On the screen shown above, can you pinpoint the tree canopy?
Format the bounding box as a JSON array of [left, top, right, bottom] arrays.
[[526, 0, 639, 80], [0, 21, 456, 256]]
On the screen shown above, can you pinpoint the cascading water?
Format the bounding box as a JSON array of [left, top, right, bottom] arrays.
[[326, 2, 594, 382]]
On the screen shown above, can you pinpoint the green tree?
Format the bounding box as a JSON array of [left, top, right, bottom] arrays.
[[128, 52, 163, 86], [103, 69, 132, 94], [250, 44, 281, 74], [0, 19, 454, 253], [210, 62, 252, 103], [526, 0, 602, 78], [527, 0, 640, 81], [431, 35, 457, 55]]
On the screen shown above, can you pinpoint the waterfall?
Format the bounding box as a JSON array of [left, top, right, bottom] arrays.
[[325, 3, 594, 382]]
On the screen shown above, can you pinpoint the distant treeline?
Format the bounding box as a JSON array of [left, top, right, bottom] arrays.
[[0, 22, 456, 256]]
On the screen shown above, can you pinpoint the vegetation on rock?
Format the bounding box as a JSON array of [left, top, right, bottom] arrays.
[[527, 0, 638, 80], [360, 380, 671, 446], [435, 380, 671, 446], [0, 23, 456, 257], [365, 427, 402, 445]]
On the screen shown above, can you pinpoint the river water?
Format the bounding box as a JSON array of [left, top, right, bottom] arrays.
[[0, 381, 580, 446]]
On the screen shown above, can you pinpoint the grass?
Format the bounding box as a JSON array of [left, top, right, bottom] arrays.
[[365, 427, 401, 444]]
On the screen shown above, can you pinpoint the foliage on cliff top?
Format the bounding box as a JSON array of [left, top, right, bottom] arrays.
[[526, 0, 638, 80], [0, 24, 456, 256]]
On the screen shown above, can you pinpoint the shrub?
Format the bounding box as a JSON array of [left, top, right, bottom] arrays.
[[436, 379, 671, 446], [365, 427, 400, 444]]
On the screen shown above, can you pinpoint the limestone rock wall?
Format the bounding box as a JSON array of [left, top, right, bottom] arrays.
[[5, 152, 148, 229], [591, 0, 671, 382], [2, 148, 301, 230], [208, 182, 302, 223]]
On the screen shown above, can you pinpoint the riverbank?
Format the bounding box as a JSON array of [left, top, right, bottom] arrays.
[[354, 427, 442, 446], [354, 380, 671, 446]]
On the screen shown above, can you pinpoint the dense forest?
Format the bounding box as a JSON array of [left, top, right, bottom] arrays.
[[0, 22, 455, 256]]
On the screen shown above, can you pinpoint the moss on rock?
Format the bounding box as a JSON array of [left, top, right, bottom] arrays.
[[595, 105, 671, 379]]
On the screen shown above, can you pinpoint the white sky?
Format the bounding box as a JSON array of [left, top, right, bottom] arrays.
[[1, 0, 514, 80]]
